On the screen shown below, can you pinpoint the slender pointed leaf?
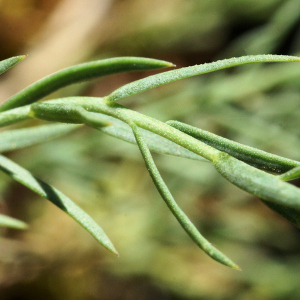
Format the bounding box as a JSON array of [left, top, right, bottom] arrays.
[[0, 154, 118, 255], [0, 213, 28, 230], [107, 55, 300, 102], [279, 166, 300, 181], [31, 102, 111, 127], [0, 57, 174, 112], [167, 120, 300, 173], [97, 113, 207, 161], [130, 122, 239, 269], [0, 123, 80, 153], [0, 105, 32, 128], [30, 100, 207, 161], [213, 153, 300, 228], [0, 55, 26, 76]]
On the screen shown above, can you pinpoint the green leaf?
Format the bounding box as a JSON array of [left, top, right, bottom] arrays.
[[130, 122, 239, 269], [0, 213, 28, 230], [107, 55, 300, 102], [0, 55, 26, 76], [96, 114, 207, 161], [31, 102, 111, 127], [0, 154, 118, 255], [279, 166, 300, 181], [0, 123, 80, 153], [0, 105, 32, 128], [167, 120, 300, 173], [0, 57, 174, 112], [213, 153, 300, 228], [30, 100, 207, 161]]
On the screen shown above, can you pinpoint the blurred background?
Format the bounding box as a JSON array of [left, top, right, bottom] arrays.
[[0, 0, 300, 299]]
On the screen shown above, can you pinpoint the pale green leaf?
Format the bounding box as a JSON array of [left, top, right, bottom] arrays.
[[108, 55, 300, 102], [0, 124, 80, 153], [96, 114, 207, 161], [0, 213, 28, 230], [214, 153, 300, 228], [130, 123, 239, 269], [167, 120, 300, 173], [0, 154, 118, 255], [0, 57, 173, 112], [279, 166, 300, 181], [0, 55, 26, 76]]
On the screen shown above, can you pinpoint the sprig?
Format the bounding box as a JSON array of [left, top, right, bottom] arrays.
[[0, 54, 299, 269]]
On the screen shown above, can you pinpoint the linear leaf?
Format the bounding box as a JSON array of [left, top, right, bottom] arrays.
[[0, 154, 118, 255], [0, 105, 32, 128], [107, 55, 300, 102], [279, 166, 300, 181], [0, 124, 80, 153], [0, 213, 28, 230], [0, 57, 173, 112], [0, 55, 26, 76], [130, 123, 239, 269], [167, 120, 300, 173], [214, 153, 300, 228], [30, 100, 207, 161], [31, 102, 111, 127], [95, 113, 207, 161]]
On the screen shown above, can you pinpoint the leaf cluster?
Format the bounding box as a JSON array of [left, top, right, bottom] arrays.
[[0, 54, 299, 269]]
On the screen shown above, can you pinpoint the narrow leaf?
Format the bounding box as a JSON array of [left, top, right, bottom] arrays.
[[0, 57, 174, 112], [107, 55, 300, 102], [213, 153, 300, 228], [30, 100, 205, 160], [0, 105, 32, 128], [167, 120, 300, 173], [0, 154, 118, 255], [279, 166, 300, 181], [0, 124, 80, 153], [97, 114, 207, 161], [0, 55, 26, 76], [31, 102, 111, 127], [130, 122, 239, 269], [0, 213, 28, 230]]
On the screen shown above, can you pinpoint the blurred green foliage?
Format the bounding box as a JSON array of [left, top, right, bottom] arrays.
[[0, 0, 300, 299]]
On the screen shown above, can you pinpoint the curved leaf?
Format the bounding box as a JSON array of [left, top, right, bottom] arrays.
[[0, 105, 32, 128], [0, 55, 26, 76], [213, 153, 300, 228], [167, 120, 300, 173], [0, 213, 28, 230], [0, 154, 118, 255], [0, 57, 173, 112], [0, 123, 80, 153], [130, 122, 239, 269], [97, 114, 207, 161], [107, 55, 300, 102], [279, 166, 300, 181], [30, 99, 207, 161]]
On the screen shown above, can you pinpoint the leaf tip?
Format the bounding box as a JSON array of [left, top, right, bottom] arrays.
[[109, 245, 119, 257]]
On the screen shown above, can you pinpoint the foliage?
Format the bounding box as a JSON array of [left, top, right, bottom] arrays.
[[0, 54, 299, 271]]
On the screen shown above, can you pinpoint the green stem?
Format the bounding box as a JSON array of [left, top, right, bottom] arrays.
[[45, 97, 220, 161]]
